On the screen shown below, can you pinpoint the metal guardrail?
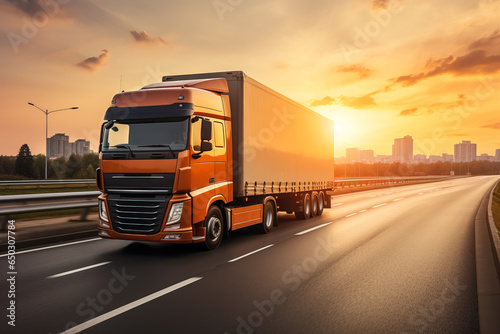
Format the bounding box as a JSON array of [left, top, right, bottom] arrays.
[[0, 176, 452, 230], [0, 191, 100, 230], [333, 176, 449, 189], [0, 179, 95, 189]]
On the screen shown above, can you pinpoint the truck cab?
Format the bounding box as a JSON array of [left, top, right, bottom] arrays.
[[97, 78, 233, 248]]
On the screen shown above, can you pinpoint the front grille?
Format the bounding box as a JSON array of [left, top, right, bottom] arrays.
[[108, 194, 171, 235]]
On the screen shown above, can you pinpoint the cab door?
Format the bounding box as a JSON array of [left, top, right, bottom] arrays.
[[190, 117, 215, 223]]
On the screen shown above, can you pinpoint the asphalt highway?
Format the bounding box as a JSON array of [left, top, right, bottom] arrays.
[[1, 176, 499, 334]]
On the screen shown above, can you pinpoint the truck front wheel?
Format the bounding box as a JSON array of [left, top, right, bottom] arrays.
[[295, 193, 311, 220], [204, 206, 224, 250]]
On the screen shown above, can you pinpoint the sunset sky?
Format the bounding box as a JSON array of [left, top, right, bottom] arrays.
[[0, 0, 499, 158]]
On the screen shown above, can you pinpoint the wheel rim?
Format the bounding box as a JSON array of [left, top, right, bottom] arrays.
[[207, 216, 222, 242], [319, 194, 324, 211], [265, 204, 273, 228], [313, 196, 318, 213]]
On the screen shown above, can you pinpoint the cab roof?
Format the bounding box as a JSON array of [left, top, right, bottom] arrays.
[[142, 78, 229, 94]]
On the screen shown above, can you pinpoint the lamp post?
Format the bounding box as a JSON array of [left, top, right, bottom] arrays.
[[28, 103, 79, 179]]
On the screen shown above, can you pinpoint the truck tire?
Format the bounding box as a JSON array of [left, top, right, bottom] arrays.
[[295, 193, 311, 220], [261, 200, 276, 234], [311, 193, 319, 217], [204, 206, 224, 250], [317, 192, 325, 216]]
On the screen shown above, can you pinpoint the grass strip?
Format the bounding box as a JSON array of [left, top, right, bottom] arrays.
[[492, 182, 500, 239]]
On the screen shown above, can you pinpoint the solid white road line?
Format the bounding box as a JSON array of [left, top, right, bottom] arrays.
[[295, 222, 332, 236], [393, 198, 404, 202], [345, 213, 357, 217], [48, 261, 111, 279], [228, 244, 274, 263], [0, 238, 101, 258], [60, 277, 203, 334], [418, 193, 424, 195], [373, 203, 387, 208], [331, 203, 344, 207], [358, 210, 367, 213]]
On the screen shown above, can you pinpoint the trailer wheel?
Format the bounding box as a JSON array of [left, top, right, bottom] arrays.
[[311, 193, 319, 217], [317, 192, 325, 216], [295, 193, 311, 220], [261, 200, 276, 234], [204, 206, 223, 250]]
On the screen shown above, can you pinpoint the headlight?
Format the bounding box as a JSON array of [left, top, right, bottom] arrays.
[[99, 200, 108, 222], [167, 202, 184, 224]]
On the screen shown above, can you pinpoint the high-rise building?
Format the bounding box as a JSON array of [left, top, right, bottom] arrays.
[[392, 135, 413, 163], [47, 133, 92, 158], [454, 141, 477, 162], [74, 139, 91, 155], [496, 149, 500, 162], [47, 133, 69, 158]]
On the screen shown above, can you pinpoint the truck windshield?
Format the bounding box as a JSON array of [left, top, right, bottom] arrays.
[[102, 119, 189, 152]]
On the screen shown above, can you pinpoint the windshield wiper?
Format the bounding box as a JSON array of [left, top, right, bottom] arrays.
[[113, 145, 136, 158], [138, 144, 175, 157]]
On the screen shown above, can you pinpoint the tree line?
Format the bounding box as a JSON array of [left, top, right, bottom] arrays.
[[0, 144, 98, 180], [1, 144, 499, 180]]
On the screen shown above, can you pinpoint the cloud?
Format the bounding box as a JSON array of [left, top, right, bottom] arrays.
[[481, 122, 500, 129], [338, 95, 376, 109], [337, 64, 372, 78], [1, 0, 72, 17], [130, 31, 168, 45], [468, 30, 500, 51], [76, 50, 110, 72], [391, 50, 500, 86], [310, 96, 335, 107], [1, 0, 43, 15], [399, 108, 418, 116]]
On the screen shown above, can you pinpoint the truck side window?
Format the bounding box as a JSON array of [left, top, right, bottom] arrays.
[[191, 119, 202, 151], [214, 122, 225, 148]]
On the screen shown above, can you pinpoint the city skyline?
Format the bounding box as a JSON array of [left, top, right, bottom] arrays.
[[338, 137, 500, 163], [0, 1, 499, 157]]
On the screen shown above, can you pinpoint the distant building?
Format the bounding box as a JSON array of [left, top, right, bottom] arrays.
[[47, 133, 69, 158], [429, 155, 442, 163], [478, 154, 494, 162], [74, 139, 91, 155], [375, 155, 393, 163], [47, 133, 92, 158], [413, 154, 427, 163], [392, 135, 413, 163], [496, 149, 500, 162], [346, 148, 360, 162], [345, 148, 374, 163], [454, 141, 477, 162], [359, 149, 374, 163], [442, 153, 454, 162]]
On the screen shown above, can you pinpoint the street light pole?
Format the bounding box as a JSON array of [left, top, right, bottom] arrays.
[[28, 103, 79, 179]]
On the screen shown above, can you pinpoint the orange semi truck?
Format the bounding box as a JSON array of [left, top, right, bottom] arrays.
[[97, 71, 334, 249]]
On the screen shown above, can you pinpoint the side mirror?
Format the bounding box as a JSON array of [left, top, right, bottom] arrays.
[[201, 119, 212, 141]]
